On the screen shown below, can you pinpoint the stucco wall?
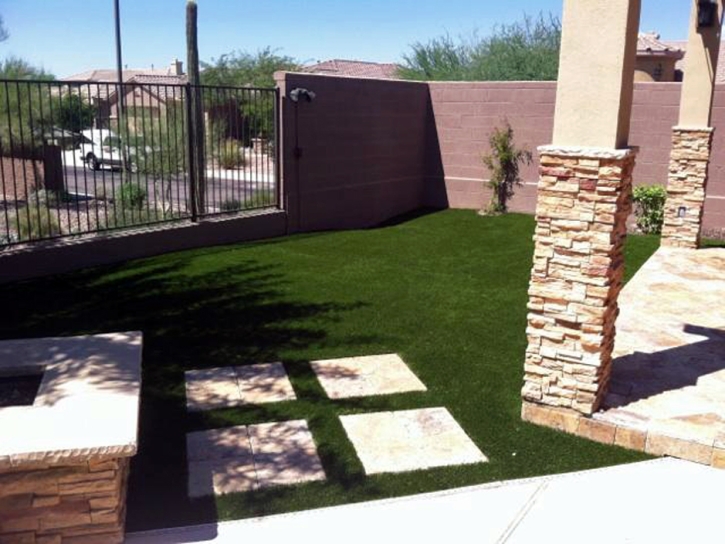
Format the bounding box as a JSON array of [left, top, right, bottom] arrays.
[[634, 57, 678, 82]]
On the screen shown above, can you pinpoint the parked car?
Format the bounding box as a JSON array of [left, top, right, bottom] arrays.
[[78, 129, 125, 171]]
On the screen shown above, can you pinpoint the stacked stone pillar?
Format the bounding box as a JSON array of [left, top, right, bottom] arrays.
[[0, 457, 130, 543], [661, 127, 714, 249], [522, 147, 636, 416]]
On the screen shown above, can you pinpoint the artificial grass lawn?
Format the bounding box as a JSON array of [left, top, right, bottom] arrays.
[[0, 210, 660, 531]]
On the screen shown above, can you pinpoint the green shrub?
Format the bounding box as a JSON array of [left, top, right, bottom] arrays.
[[12, 208, 62, 241], [244, 190, 275, 210], [632, 184, 667, 234], [220, 198, 243, 212], [482, 121, 532, 215], [119, 182, 147, 210], [218, 140, 246, 170]]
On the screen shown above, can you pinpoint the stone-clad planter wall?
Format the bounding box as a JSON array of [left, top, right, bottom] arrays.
[[0, 333, 142, 544], [0, 457, 129, 544]]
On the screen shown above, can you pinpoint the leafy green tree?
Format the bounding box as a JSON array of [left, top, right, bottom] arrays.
[[0, 57, 55, 153], [202, 47, 298, 141], [201, 47, 299, 88], [53, 93, 96, 133], [399, 14, 561, 81]]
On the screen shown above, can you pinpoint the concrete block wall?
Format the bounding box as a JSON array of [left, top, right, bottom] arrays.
[[427, 81, 725, 236], [275, 72, 438, 232]]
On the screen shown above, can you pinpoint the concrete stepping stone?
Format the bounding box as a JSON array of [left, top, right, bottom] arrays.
[[310, 354, 427, 399], [187, 420, 325, 498], [185, 362, 296, 412], [340, 407, 487, 475]]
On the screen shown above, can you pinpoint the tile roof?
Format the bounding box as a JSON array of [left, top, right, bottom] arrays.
[[303, 59, 401, 80], [63, 67, 185, 83], [637, 33, 685, 58], [58, 71, 186, 103]]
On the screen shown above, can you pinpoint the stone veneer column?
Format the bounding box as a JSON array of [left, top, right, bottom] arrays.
[[522, 146, 636, 416], [661, 127, 714, 249]]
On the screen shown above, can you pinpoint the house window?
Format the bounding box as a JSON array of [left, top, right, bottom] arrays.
[[654, 63, 663, 81]]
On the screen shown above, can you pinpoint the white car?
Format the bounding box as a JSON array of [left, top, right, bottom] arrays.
[[77, 129, 124, 171]]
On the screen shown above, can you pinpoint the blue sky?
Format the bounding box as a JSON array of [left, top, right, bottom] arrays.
[[0, 0, 693, 78]]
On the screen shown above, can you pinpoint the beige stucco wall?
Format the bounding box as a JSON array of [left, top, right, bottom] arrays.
[[679, 0, 724, 127], [553, 0, 642, 149], [635, 56, 678, 82]]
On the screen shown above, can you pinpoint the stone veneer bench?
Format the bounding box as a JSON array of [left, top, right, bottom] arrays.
[[0, 332, 142, 544]]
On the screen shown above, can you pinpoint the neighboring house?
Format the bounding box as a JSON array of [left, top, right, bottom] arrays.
[[303, 59, 401, 80], [663, 39, 725, 85], [62, 60, 187, 127], [635, 32, 685, 82]]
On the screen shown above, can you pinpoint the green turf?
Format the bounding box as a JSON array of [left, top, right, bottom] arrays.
[[0, 210, 659, 531]]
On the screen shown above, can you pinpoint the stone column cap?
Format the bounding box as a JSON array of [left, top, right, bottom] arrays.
[[0, 332, 142, 468], [672, 126, 715, 133], [538, 145, 639, 160]]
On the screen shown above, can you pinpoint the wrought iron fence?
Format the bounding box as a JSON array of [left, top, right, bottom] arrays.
[[0, 79, 279, 247]]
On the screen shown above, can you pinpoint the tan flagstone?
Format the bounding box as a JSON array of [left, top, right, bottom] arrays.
[[185, 367, 242, 412], [187, 459, 257, 498], [235, 363, 296, 404], [185, 363, 296, 412], [248, 420, 326, 488], [187, 421, 325, 498], [310, 354, 427, 399], [340, 408, 487, 475]]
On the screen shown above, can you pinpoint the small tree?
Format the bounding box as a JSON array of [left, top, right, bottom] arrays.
[[482, 122, 532, 215], [53, 93, 96, 132]]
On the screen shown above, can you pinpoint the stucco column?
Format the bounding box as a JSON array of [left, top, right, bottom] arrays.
[[662, 0, 724, 248], [522, 0, 641, 419]]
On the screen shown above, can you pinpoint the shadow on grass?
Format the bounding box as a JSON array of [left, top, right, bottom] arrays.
[[0, 252, 377, 532]]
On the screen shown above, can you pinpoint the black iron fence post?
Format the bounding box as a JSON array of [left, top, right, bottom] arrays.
[[185, 83, 198, 223], [274, 87, 282, 210]]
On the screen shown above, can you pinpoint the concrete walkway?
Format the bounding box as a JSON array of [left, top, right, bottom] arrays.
[[127, 458, 724, 544]]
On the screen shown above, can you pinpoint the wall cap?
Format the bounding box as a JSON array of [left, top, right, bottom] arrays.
[[672, 126, 715, 133], [538, 145, 639, 160]]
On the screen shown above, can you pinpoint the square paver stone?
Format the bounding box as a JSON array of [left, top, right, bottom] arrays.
[[340, 408, 488, 475], [185, 363, 296, 412], [310, 353, 427, 399], [187, 420, 325, 498], [248, 420, 326, 488]]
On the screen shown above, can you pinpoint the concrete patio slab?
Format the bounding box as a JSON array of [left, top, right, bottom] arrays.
[[185, 363, 296, 412], [596, 247, 725, 466], [187, 421, 325, 498], [127, 458, 725, 544], [340, 407, 487, 475], [310, 354, 427, 399]]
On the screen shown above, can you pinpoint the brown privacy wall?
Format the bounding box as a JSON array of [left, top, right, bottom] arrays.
[[275, 72, 439, 231], [428, 81, 725, 235]]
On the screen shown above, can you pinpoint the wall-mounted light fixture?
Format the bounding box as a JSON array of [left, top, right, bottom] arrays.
[[678, 206, 688, 218], [290, 88, 316, 103], [698, 0, 718, 29]]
